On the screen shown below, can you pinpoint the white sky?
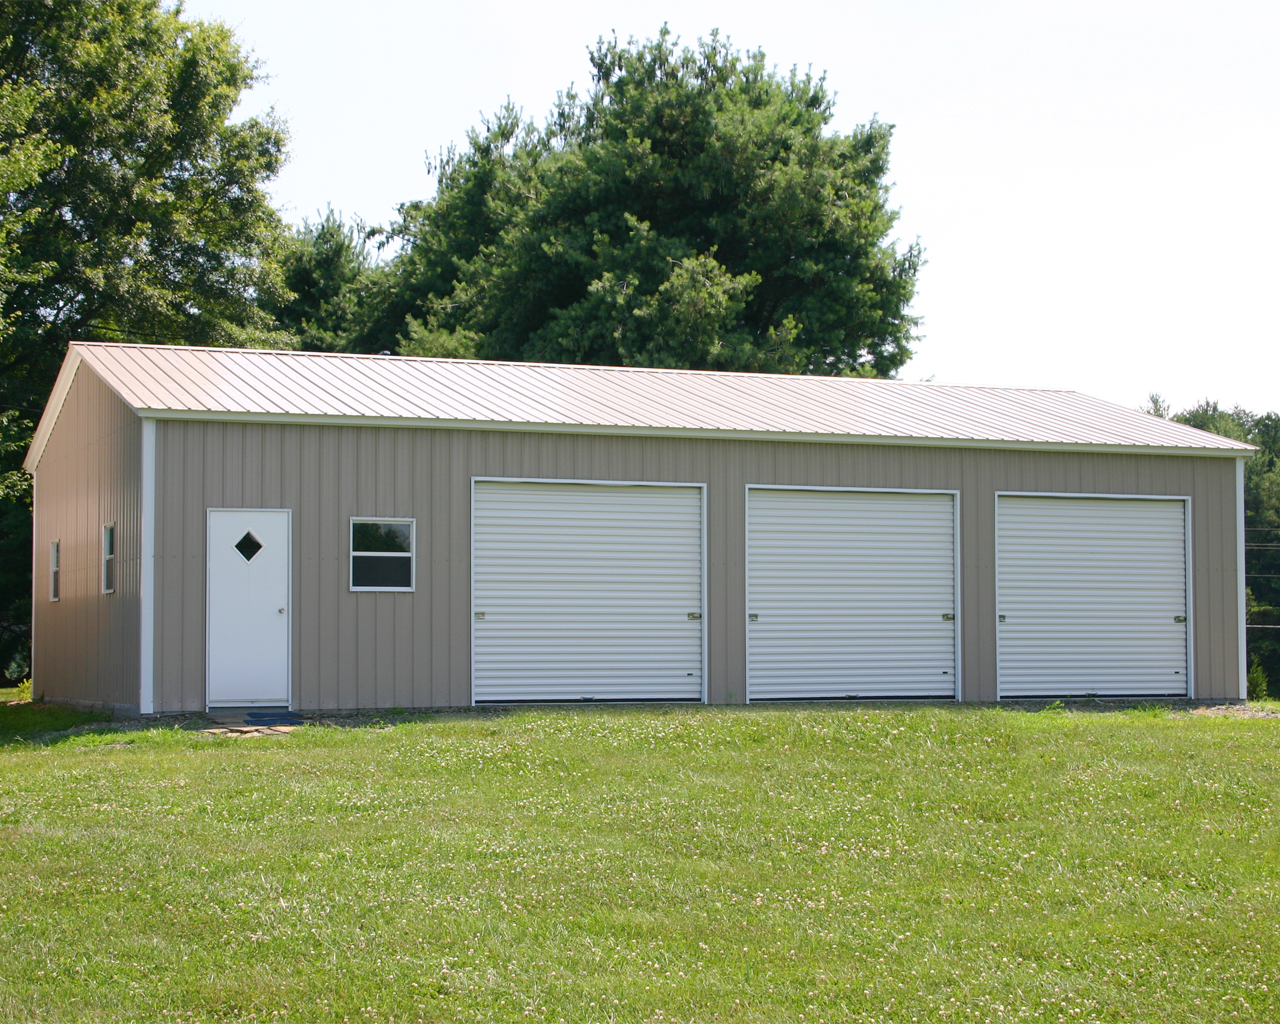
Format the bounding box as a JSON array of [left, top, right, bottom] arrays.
[[186, 0, 1279, 414]]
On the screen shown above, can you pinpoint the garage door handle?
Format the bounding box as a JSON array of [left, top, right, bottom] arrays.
[[687, 612, 702, 620], [278, 608, 285, 614], [1174, 615, 1186, 623], [999, 614, 1006, 622]]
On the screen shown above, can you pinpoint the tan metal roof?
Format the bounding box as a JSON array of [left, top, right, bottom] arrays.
[[25, 342, 1255, 471]]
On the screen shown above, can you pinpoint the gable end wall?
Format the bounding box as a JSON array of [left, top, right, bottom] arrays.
[[31, 364, 142, 713]]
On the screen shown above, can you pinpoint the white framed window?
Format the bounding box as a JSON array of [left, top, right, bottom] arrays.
[[102, 523, 115, 594], [50, 540, 60, 602], [350, 518, 414, 592]]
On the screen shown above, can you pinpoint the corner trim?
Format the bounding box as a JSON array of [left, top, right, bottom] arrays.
[[139, 418, 156, 714], [1237, 457, 1248, 700]]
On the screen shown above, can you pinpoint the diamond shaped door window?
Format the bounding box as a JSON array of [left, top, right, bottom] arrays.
[[235, 531, 263, 561]]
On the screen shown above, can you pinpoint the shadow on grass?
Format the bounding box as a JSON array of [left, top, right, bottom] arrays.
[[0, 700, 112, 745]]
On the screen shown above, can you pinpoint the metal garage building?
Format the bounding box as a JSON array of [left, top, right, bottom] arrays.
[[24, 342, 1253, 715]]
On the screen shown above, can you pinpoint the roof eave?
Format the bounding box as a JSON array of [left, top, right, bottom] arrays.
[[134, 407, 1257, 458]]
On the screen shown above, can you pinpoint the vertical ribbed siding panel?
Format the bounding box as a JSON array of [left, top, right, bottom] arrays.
[[427, 429, 450, 707], [394, 427, 416, 708], [996, 496, 1188, 697], [31, 365, 141, 711], [154, 422, 178, 710], [472, 481, 704, 702], [448, 431, 472, 706], [294, 424, 319, 710], [182, 423, 209, 700], [335, 427, 357, 708], [965, 450, 998, 701], [315, 426, 340, 709], [354, 428, 376, 709], [715, 443, 749, 705], [1203, 456, 1231, 695], [747, 489, 957, 699]]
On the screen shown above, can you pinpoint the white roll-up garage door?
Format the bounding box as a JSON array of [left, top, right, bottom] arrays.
[[472, 481, 704, 702], [996, 495, 1189, 698], [747, 488, 958, 700]]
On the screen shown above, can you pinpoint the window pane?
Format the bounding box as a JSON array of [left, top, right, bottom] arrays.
[[234, 531, 263, 561], [352, 521, 411, 553], [104, 524, 114, 557], [352, 554, 411, 588], [103, 556, 115, 594]]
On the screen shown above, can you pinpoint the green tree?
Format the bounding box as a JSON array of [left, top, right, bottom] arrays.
[[0, 0, 292, 412], [0, 79, 64, 343], [0, 78, 63, 678], [1171, 400, 1280, 696], [261, 209, 376, 352], [358, 29, 922, 374], [0, 0, 291, 678]]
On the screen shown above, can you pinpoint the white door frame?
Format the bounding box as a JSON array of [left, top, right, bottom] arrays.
[[745, 484, 962, 702], [994, 491, 1193, 699], [470, 477, 708, 706], [206, 507, 293, 709]]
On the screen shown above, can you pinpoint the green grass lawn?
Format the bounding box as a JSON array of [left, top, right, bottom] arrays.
[[0, 681, 110, 742], [0, 702, 1277, 1023]]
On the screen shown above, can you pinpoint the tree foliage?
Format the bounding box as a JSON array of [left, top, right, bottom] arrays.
[[0, 0, 290, 678], [0, 0, 291, 414], [353, 29, 921, 373], [0, 78, 65, 345], [261, 209, 373, 352]]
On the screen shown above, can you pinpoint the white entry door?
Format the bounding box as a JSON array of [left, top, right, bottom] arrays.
[[207, 508, 291, 706], [472, 481, 705, 702]]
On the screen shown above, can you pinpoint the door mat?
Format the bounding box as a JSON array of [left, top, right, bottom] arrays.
[[244, 711, 306, 726]]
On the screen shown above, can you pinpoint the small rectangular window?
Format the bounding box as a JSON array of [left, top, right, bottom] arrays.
[[350, 519, 414, 591], [102, 523, 115, 594], [50, 540, 60, 602]]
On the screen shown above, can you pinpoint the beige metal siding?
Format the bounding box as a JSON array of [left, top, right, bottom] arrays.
[[151, 423, 1244, 711], [31, 364, 142, 711]]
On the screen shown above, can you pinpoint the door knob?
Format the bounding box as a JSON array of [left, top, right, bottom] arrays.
[[278, 608, 285, 614]]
